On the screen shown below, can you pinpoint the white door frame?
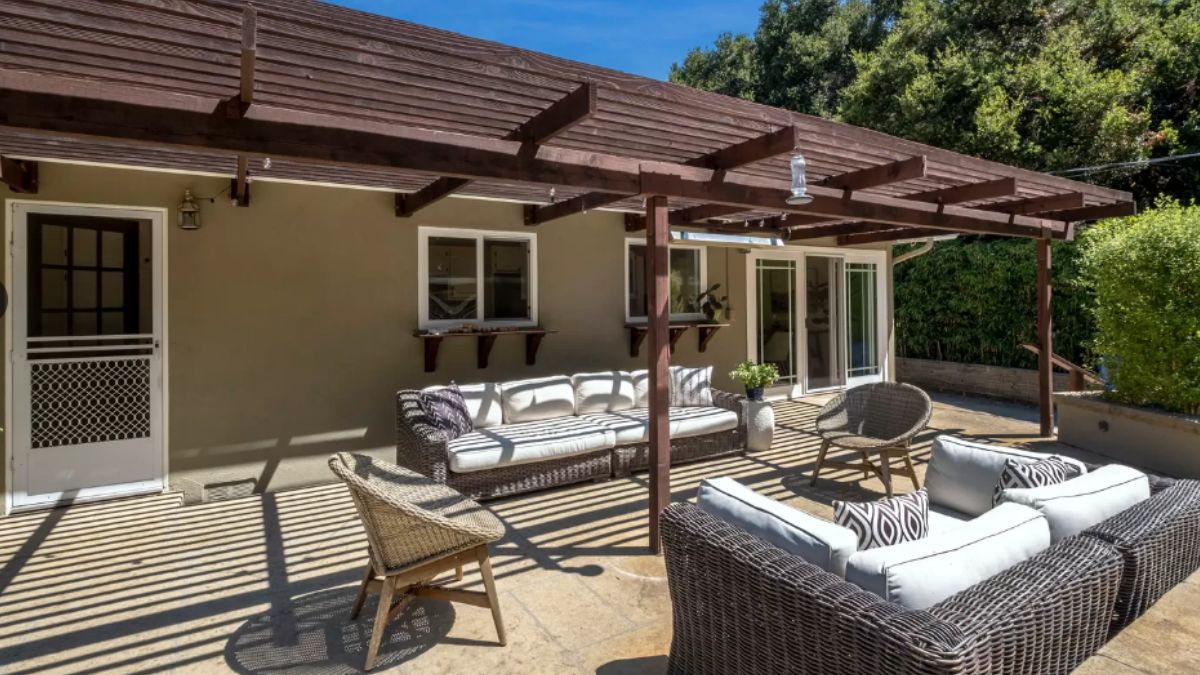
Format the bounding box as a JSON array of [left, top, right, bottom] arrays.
[[745, 245, 889, 399], [4, 200, 170, 515]]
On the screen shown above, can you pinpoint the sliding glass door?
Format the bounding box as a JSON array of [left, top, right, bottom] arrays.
[[750, 249, 887, 396]]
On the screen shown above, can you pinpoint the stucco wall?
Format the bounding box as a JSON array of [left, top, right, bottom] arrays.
[[2, 162, 770, 501]]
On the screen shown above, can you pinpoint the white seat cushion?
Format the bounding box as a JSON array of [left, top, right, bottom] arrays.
[[1000, 464, 1150, 542], [846, 502, 1050, 610], [927, 504, 972, 535], [697, 477, 859, 577], [924, 435, 1089, 517], [572, 371, 636, 414], [447, 417, 615, 473], [500, 375, 576, 424], [431, 382, 501, 429], [582, 406, 738, 445]]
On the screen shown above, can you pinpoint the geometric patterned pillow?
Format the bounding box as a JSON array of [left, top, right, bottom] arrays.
[[418, 382, 473, 441], [992, 456, 1080, 507], [833, 488, 929, 550]]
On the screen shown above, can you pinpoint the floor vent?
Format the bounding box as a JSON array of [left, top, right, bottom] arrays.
[[204, 479, 257, 503]]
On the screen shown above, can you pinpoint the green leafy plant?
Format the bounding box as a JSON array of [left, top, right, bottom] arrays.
[[696, 283, 728, 321], [729, 361, 781, 389], [1079, 200, 1200, 415]]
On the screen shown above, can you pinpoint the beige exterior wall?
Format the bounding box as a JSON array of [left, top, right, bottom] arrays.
[[2, 161, 893, 507]]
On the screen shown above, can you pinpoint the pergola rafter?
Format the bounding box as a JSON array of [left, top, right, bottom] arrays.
[[904, 177, 1019, 205], [817, 156, 927, 192], [786, 222, 892, 241], [400, 81, 598, 217], [837, 227, 947, 245], [982, 192, 1084, 216]]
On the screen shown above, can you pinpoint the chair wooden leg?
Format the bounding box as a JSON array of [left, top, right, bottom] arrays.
[[810, 439, 831, 486], [477, 547, 507, 646], [859, 450, 870, 479], [455, 563, 464, 582], [902, 449, 921, 491], [878, 451, 894, 498], [350, 564, 374, 621], [365, 575, 397, 672]]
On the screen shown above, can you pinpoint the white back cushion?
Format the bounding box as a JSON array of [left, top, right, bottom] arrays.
[[572, 371, 637, 414], [630, 369, 650, 408], [456, 383, 503, 429], [1001, 464, 1150, 542], [846, 502, 1050, 610], [924, 436, 1089, 517], [697, 477, 859, 577], [501, 375, 576, 423], [669, 365, 714, 407]]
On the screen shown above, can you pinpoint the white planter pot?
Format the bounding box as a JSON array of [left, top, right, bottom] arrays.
[[746, 400, 775, 452], [1056, 392, 1200, 478]]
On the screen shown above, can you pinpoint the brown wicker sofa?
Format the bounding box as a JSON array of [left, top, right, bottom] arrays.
[[396, 369, 747, 500], [662, 459, 1200, 674]]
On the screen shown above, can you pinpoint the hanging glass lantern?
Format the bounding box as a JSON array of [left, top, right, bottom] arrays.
[[786, 153, 813, 205], [178, 189, 202, 230]]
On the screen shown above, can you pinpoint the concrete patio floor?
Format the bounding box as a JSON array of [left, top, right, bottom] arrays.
[[0, 393, 1195, 674]]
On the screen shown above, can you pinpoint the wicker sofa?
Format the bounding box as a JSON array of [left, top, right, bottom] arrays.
[[396, 369, 747, 500], [662, 438, 1200, 675]]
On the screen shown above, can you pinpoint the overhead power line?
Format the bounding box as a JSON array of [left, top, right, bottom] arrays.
[[1051, 151, 1200, 177]]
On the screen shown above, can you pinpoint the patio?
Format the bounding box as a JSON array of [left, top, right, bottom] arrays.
[[0, 394, 1193, 675]]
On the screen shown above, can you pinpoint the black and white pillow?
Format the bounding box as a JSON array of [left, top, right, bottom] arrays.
[[419, 382, 473, 441], [833, 489, 929, 550], [992, 457, 1080, 506]]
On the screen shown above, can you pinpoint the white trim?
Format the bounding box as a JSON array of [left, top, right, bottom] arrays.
[[417, 226, 538, 330], [4, 200, 169, 515], [623, 236, 708, 323], [744, 245, 889, 399]]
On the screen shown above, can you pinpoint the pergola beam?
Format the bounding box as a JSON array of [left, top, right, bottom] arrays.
[[0, 155, 38, 193], [904, 177, 1018, 205], [0, 70, 1075, 239], [232, 154, 250, 206], [1041, 202, 1136, 222], [983, 192, 1084, 216], [837, 227, 947, 245], [528, 125, 801, 226], [227, 5, 257, 206], [787, 222, 891, 241], [402, 82, 598, 217], [818, 156, 927, 191]]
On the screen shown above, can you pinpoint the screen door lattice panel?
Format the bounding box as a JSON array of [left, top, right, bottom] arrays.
[[29, 356, 151, 449]]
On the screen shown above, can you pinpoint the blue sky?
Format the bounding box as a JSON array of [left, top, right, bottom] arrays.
[[329, 0, 763, 80]]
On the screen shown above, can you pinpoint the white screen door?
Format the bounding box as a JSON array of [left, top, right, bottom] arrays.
[[9, 203, 164, 510]]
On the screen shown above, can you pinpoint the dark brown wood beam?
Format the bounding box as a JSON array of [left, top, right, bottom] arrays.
[[1037, 238, 1053, 436], [1040, 201, 1136, 222], [529, 125, 800, 226], [904, 177, 1018, 205], [0, 155, 37, 193], [983, 192, 1084, 216], [231, 153, 250, 206], [396, 177, 471, 217], [225, 5, 257, 119], [818, 156, 927, 192], [645, 193, 671, 553], [837, 227, 947, 246], [403, 82, 599, 217], [787, 222, 892, 241], [0, 71, 1078, 239]]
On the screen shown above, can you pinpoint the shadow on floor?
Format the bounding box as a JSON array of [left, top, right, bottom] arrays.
[[596, 655, 669, 675]]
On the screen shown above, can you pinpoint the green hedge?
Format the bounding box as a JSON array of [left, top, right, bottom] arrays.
[[894, 237, 1094, 369], [1079, 201, 1200, 415]]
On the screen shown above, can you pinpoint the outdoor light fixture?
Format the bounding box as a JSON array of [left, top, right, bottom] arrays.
[[670, 229, 784, 249], [178, 189, 202, 230], [786, 152, 813, 206]]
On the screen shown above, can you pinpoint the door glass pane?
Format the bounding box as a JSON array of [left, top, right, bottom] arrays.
[[846, 262, 879, 378], [102, 231, 124, 268], [73, 228, 97, 267], [427, 237, 478, 322], [41, 269, 68, 309], [41, 225, 68, 265], [101, 271, 124, 309], [483, 238, 530, 320], [73, 270, 98, 309], [102, 311, 126, 335], [756, 259, 797, 384], [627, 244, 647, 318], [806, 256, 843, 389], [74, 312, 98, 336]]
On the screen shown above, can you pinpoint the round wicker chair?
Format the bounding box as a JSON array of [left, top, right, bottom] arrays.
[[810, 382, 932, 497], [329, 452, 507, 671]]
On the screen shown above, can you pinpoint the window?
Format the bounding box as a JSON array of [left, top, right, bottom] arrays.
[[419, 227, 536, 328], [625, 239, 707, 321]]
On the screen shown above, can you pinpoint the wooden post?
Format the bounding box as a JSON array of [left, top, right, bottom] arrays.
[[1037, 238, 1053, 436], [646, 195, 671, 553]]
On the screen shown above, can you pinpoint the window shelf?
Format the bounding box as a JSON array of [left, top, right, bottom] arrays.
[[625, 321, 729, 358], [414, 327, 555, 372]]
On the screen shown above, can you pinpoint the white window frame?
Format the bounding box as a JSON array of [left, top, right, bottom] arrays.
[[623, 237, 708, 323], [418, 226, 538, 330]]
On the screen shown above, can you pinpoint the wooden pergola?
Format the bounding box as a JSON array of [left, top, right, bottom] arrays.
[[0, 0, 1135, 551]]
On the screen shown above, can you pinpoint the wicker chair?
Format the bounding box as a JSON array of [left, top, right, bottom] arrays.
[[810, 382, 932, 496], [329, 452, 507, 671]]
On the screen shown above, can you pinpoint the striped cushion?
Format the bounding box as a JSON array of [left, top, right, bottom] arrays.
[[834, 489, 929, 550], [992, 457, 1080, 506]]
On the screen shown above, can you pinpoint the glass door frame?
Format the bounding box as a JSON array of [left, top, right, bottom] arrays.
[[745, 245, 890, 399]]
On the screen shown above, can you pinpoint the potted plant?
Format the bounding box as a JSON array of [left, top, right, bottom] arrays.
[[729, 361, 780, 401], [696, 283, 728, 322]]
